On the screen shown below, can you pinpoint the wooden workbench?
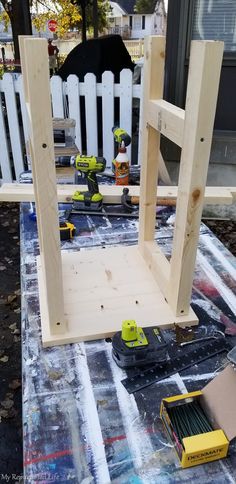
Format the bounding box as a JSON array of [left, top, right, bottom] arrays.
[[21, 202, 236, 482]]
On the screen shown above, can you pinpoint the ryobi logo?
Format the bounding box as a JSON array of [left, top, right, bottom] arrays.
[[77, 162, 89, 167]]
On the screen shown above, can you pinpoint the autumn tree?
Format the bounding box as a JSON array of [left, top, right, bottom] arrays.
[[0, 0, 32, 62], [75, 0, 98, 41], [134, 0, 157, 13], [77, 0, 110, 40], [32, 1, 82, 39], [0, 0, 110, 61], [92, 0, 98, 38], [32, 0, 109, 40]]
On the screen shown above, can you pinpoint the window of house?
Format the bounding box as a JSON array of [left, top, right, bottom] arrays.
[[129, 16, 133, 29], [192, 0, 236, 52], [142, 16, 146, 30], [133, 15, 142, 30]]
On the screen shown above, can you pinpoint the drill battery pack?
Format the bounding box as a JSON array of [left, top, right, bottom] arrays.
[[112, 324, 168, 369], [72, 199, 103, 211]]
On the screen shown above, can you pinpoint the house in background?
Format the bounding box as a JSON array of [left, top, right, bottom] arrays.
[[108, 0, 166, 39]]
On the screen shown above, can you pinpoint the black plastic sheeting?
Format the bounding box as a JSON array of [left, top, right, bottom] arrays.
[[57, 34, 135, 82]]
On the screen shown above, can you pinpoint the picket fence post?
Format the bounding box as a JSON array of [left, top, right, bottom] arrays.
[[2, 73, 24, 179], [0, 95, 12, 182], [67, 74, 82, 153], [84, 73, 98, 156], [102, 71, 114, 167], [50, 75, 65, 118], [120, 69, 133, 161]]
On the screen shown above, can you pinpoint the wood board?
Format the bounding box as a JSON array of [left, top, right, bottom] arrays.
[[52, 118, 76, 129], [0, 183, 234, 205], [38, 245, 198, 347]]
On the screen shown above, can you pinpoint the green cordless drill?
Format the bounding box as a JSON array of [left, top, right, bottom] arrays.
[[112, 127, 131, 147], [112, 127, 131, 174], [72, 154, 106, 210]]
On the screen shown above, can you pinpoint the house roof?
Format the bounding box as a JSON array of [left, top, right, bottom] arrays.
[[115, 0, 136, 15], [115, 0, 159, 15], [109, 2, 127, 17]]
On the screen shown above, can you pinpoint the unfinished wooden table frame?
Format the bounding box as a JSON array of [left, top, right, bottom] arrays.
[[18, 36, 223, 347]]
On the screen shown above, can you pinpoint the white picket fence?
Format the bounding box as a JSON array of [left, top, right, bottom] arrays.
[[124, 40, 144, 59], [0, 70, 142, 183]]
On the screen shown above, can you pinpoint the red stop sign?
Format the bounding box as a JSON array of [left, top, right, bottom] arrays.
[[48, 19, 57, 32]]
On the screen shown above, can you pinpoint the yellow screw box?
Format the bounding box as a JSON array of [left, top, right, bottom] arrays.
[[160, 364, 236, 468]]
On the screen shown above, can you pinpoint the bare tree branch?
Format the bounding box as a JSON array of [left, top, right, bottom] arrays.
[[0, 0, 9, 9], [0, 0, 11, 13], [34, 0, 58, 14]]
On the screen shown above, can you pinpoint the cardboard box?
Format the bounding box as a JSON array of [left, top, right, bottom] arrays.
[[160, 364, 236, 468]]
